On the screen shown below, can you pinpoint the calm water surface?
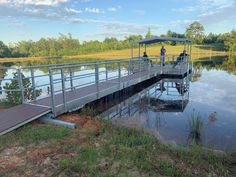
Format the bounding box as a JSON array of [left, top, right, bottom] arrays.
[[100, 56, 236, 150], [0, 56, 236, 150]]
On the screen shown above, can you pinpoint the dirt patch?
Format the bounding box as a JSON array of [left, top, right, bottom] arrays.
[[59, 114, 102, 135]]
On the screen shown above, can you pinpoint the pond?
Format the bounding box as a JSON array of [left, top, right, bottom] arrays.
[[0, 55, 236, 150], [99, 55, 236, 150]]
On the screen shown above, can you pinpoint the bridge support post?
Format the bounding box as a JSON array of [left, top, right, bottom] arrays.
[[49, 69, 56, 117], [118, 61, 121, 88], [69, 69, 74, 90], [138, 59, 141, 81], [17, 68, 24, 103], [105, 63, 108, 81], [61, 68, 67, 112], [128, 60, 131, 75], [95, 64, 99, 97], [30, 68, 36, 100]]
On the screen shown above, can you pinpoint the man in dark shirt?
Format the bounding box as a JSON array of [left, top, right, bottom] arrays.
[[173, 50, 188, 68], [142, 52, 153, 66], [160, 46, 166, 66]]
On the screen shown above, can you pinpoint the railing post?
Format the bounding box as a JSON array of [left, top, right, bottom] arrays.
[[187, 56, 190, 74], [118, 61, 121, 85], [95, 64, 99, 94], [148, 60, 151, 78], [30, 68, 36, 100], [160, 60, 163, 74], [105, 63, 108, 81], [128, 60, 131, 75], [17, 67, 24, 103], [49, 68, 56, 117], [69, 69, 74, 90], [61, 68, 67, 112], [139, 59, 141, 79]]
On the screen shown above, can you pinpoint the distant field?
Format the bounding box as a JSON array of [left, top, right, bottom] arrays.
[[0, 44, 226, 63]]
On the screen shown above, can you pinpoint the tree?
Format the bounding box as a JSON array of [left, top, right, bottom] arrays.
[[186, 22, 205, 44], [224, 30, 236, 52], [203, 32, 218, 44], [145, 27, 153, 39], [3, 72, 42, 105], [0, 41, 11, 58]]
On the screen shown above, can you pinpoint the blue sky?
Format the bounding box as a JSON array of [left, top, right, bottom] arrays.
[[0, 0, 235, 44]]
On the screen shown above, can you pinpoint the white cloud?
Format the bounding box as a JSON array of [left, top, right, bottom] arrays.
[[65, 7, 82, 14], [85, 7, 104, 14], [0, 0, 70, 6]]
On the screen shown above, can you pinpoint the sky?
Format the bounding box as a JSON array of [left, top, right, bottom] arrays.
[[0, 0, 236, 44]]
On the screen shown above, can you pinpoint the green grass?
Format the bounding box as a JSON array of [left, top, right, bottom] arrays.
[[0, 123, 72, 151], [0, 44, 226, 63], [80, 106, 98, 117], [0, 119, 234, 177]]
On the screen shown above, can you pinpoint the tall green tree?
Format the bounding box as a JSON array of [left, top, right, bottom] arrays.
[[186, 22, 205, 44], [224, 30, 236, 52], [0, 41, 11, 58], [3, 72, 42, 105]]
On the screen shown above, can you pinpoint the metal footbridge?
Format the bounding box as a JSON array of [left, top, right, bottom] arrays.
[[0, 37, 192, 135]]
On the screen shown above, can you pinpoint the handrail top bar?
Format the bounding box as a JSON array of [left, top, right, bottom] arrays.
[[5, 58, 134, 70], [49, 58, 143, 70], [132, 36, 192, 45]]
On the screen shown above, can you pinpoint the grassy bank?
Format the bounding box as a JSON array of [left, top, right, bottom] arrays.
[[0, 44, 226, 63], [0, 113, 235, 177]]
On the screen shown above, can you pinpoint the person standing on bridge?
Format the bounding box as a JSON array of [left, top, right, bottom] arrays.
[[160, 46, 166, 66]]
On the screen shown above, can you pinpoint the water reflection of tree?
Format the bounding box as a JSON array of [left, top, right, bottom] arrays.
[[193, 55, 236, 75], [192, 64, 203, 82]]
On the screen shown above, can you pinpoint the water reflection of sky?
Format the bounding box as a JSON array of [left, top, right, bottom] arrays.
[[102, 68, 236, 150], [1, 58, 236, 150]]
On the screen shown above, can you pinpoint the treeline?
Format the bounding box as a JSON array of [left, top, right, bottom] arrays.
[[0, 34, 143, 58], [0, 22, 236, 58]]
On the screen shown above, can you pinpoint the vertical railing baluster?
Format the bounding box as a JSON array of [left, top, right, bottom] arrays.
[[49, 68, 56, 117], [128, 60, 131, 75], [17, 67, 24, 103], [95, 64, 99, 95], [118, 61, 121, 85], [69, 68, 74, 90], [30, 68, 36, 100], [139, 59, 141, 79], [61, 68, 67, 112], [105, 63, 108, 81]]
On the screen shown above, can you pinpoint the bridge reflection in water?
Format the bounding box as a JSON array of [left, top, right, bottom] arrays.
[[101, 75, 191, 139]]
